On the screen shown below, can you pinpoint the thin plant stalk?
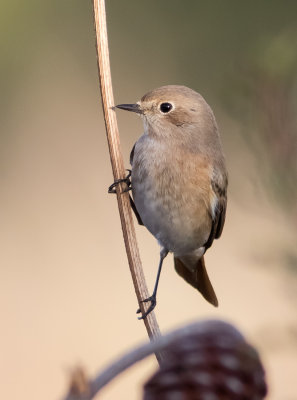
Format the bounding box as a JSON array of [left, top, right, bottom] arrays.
[[92, 0, 163, 362]]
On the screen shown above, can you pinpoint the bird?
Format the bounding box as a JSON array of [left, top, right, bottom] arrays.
[[114, 85, 228, 319]]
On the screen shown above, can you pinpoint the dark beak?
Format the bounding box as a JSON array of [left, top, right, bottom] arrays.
[[115, 103, 143, 114]]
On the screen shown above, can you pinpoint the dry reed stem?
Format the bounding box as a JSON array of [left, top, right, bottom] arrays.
[[93, 0, 163, 361]]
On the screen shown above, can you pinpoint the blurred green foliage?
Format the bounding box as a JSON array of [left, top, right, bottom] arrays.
[[225, 27, 297, 211]]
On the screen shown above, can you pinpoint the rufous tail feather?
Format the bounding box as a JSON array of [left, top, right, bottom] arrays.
[[174, 256, 218, 307]]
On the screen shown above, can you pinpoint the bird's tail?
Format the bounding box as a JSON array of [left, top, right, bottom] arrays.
[[174, 255, 218, 307]]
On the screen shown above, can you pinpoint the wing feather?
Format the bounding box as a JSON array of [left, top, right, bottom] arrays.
[[204, 175, 227, 250], [129, 142, 144, 225]]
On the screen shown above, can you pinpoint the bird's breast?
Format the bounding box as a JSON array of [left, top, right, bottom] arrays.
[[132, 136, 214, 254]]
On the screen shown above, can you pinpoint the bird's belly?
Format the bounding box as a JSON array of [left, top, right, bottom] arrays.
[[133, 178, 211, 255]]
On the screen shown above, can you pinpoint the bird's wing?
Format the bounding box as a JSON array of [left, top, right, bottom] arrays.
[[204, 175, 227, 250], [212, 178, 227, 239], [129, 142, 144, 226], [129, 143, 136, 165]]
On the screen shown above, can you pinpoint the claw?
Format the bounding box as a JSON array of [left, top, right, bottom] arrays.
[[136, 295, 157, 320], [108, 169, 132, 193]]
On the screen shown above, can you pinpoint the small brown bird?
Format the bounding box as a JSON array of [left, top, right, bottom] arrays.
[[115, 85, 228, 319]]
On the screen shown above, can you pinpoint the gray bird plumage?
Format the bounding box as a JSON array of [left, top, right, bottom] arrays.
[[116, 85, 228, 316]]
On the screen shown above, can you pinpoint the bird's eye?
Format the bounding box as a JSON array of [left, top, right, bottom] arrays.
[[160, 102, 173, 113]]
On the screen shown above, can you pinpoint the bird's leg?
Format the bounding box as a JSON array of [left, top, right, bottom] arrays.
[[137, 248, 169, 320], [108, 169, 132, 193]]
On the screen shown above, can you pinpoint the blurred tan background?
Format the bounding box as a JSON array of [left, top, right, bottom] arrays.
[[1, 1, 297, 399]]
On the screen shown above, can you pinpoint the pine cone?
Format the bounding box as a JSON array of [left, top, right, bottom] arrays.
[[143, 320, 267, 400]]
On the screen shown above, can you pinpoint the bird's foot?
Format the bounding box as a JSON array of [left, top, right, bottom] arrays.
[[136, 295, 157, 320], [108, 169, 132, 193]]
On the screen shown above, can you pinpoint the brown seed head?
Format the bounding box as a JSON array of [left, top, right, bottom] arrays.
[[143, 320, 268, 400]]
